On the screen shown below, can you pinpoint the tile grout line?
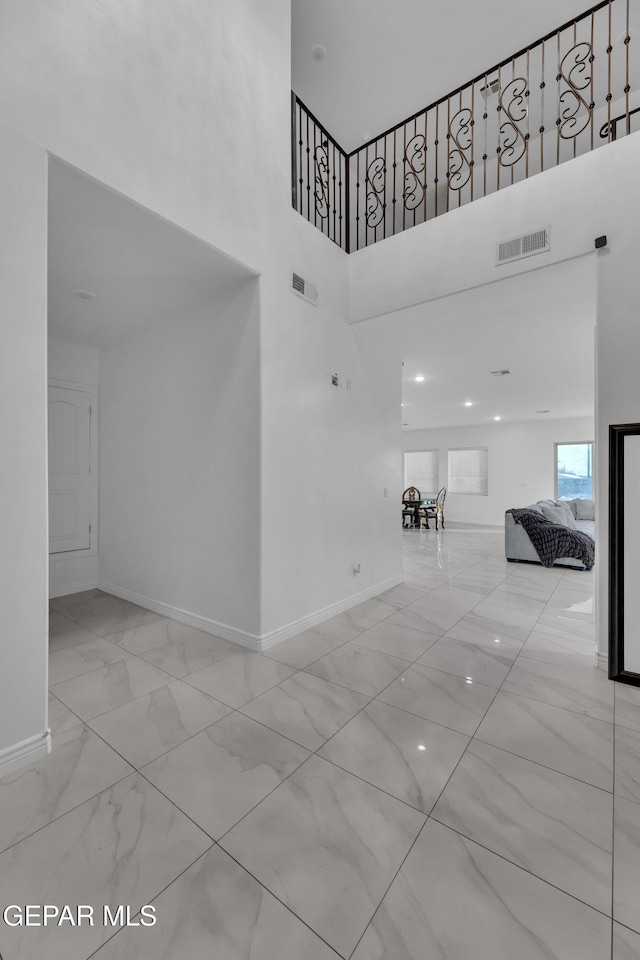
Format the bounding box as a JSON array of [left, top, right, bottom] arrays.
[[39, 538, 615, 955]]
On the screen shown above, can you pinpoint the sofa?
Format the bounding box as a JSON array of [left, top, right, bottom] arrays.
[[505, 498, 595, 569]]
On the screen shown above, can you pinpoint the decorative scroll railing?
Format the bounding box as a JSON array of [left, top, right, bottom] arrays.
[[291, 93, 350, 251], [292, 0, 639, 253]]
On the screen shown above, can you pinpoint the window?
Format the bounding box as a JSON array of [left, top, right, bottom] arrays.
[[555, 442, 593, 499], [404, 449, 438, 496], [448, 447, 488, 496]]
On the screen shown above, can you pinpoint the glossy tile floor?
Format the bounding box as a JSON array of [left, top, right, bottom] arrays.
[[1, 527, 639, 958]]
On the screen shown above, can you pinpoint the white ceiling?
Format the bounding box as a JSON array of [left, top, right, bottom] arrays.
[[292, 0, 594, 152], [48, 159, 255, 349], [357, 257, 596, 430], [294, 2, 597, 430]]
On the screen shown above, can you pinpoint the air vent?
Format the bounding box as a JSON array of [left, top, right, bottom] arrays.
[[496, 227, 550, 265], [490, 369, 511, 377], [291, 272, 318, 305], [480, 78, 500, 100]]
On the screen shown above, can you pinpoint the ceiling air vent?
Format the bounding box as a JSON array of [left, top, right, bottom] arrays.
[[496, 227, 550, 265], [291, 272, 318, 306]]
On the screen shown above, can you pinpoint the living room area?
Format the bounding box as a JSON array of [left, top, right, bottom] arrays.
[[389, 256, 596, 529]]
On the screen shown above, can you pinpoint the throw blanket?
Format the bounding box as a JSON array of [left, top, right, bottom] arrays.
[[508, 508, 595, 570]]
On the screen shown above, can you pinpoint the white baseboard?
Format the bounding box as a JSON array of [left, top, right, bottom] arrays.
[[97, 580, 264, 651], [0, 730, 51, 778], [97, 574, 405, 652], [595, 650, 608, 671], [440, 521, 503, 530], [258, 574, 405, 649], [49, 579, 98, 599]]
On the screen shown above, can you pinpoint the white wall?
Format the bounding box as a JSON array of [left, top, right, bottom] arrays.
[[259, 274, 403, 637], [48, 338, 99, 385], [0, 125, 50, 772], [0, 0, 399, 647], [403, 417, 594, 527], [594, 134, 640, 666], [348, 138, 628, 323], [98, 281, 261, 640], [0, 0, 291, 272], [258, 215, 402, 638], [48, 337, 100, 594]]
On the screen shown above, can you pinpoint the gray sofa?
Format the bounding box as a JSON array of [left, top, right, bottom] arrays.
[[505, 498, 595, 569]]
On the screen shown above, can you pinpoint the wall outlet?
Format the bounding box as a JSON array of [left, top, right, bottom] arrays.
[[331, 373, 339, 387], [353, 563, 361, 575], [383, 488, 388, 498]]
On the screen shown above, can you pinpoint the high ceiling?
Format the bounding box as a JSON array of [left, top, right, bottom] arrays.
[[292, 0, 594, 152], [48, 160, 254, 349], [294, 0, 597, 430], [358, 257, 596, 430]]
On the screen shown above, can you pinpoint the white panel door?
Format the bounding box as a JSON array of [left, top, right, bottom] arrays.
[[48, 386, 92, 553]]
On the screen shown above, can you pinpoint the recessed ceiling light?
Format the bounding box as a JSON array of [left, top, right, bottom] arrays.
[[494, 415, 501, 421], [414, 376, 425, 382], [464, 401, 473, 407], [417, 744, 426, 751], [311, 44, 326, 61], [74, 289, 95, 300]]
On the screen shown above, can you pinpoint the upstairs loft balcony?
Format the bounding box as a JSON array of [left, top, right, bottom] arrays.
[[292, 0, 640, 252]]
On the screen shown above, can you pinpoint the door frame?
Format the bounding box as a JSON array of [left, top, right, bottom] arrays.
[[48, 377, 99, 560]]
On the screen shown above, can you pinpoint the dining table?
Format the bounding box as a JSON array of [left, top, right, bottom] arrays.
[[402, 496, 436, 528]]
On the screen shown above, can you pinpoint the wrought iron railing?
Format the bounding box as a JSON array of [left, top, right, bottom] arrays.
[[292, 0, 639, 252], [291, 93, 350, 251]]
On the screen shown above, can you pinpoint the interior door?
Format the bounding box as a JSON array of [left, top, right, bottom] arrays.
[[48, 385, 92, 554]]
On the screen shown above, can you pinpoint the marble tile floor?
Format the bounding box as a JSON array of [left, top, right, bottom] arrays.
[[1, 526, 639, 958]]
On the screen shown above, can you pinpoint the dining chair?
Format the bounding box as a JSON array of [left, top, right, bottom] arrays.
[[421, 486, 446, 530], [402, 486, 421, 527]]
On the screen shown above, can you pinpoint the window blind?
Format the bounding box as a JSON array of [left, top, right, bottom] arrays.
[[448, 447, 488, 496], [404, 450, 439, 496]]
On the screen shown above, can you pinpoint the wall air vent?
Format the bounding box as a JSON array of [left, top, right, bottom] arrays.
[[496, 227, 550, 265], [490, 369, 511, 376], [291, 272, 318, 305], [480, 78, 501, 100]]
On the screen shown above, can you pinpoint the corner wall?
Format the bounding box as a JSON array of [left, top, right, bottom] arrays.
[[98, 281, 261, 642], [0, 0, 400, 773], [258, 214, 403, 640], [0, 125, 50, 773]]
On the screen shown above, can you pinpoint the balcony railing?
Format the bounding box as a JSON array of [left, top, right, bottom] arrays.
[[292, 0, 639, 253]]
